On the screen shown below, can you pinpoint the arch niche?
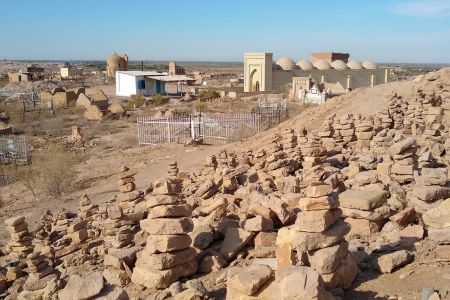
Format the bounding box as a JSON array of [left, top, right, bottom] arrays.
[[249, 68, 261, 92]]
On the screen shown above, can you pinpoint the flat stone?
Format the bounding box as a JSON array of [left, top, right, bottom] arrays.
[[67, 220, 87, 233], [58, 271, 104, 300], [308, 241, 349, 275], [95, 285, 128, 300], [267, 196, 294, 224], [220, 228, 254, 261], [139, 195, 179, 210], [140, 217, 193, 235], [412, 185, 450, 203], [104, 246, 141, 269], [277, 220, 350, 252], [305, 183, 333, 198], [388, 137, 416, 155], [131, 259, 197, 289], [254, 232, 277, 248], [298, 194, 339, 211], [102, 267, 130, 287], [277, 266, 334, 300], [422, 198, 450, 228], [243, 216, 273, 232], [146, 234, 192, 253], [389, 208, 416, 226], [339, 189, 387, 211], [138, 247, 197, 270], [345, 217, 383, 236], [295, 209, 342, 233], [428, 227, 450, 244], [377, 250, 414, 273], [276, 243, 295, 269], [148, 204, 192, 219], [227, 264, 273, 296], [341, 205, 391, 221]]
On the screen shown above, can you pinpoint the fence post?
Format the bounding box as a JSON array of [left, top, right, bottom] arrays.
[[166, 119, 171, 143]]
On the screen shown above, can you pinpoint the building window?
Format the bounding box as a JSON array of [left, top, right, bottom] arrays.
[[137, 80, 145, 90]]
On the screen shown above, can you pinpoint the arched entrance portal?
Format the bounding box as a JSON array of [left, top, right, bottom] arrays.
[[249, 68, 261, 92]]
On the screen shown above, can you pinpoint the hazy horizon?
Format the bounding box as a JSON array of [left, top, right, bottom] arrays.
[[1, 0, 450, 63]]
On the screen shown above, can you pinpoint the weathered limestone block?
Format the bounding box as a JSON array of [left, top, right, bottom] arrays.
[[294, 209, 342, 233], [145, 234, 192, 253], [308, 241, 349, 274], [140, 217, 193, 235], [377, 250, 413, 273], [227, 264, 273, 296], [339, 189, 387, 211]]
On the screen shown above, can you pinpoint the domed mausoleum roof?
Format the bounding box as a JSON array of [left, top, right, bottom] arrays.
[[331, 60, 348, 70], [296, 60, 314, 71], [107, 53, 126, 65], [276, 57, 295, 71], [313, 59, 331, 70], [347, 60, 363, 70], [362, 60, 377, 69]]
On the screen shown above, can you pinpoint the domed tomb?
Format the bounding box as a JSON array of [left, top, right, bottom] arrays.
[[107, 53, 129, 78], [331, 60, 348, 70], [362, 60, 377, 70], [347, 60, 363, 70], [313, 59, 332, 70], [296, 60, 314, 71], [276, 57, 295, 71]]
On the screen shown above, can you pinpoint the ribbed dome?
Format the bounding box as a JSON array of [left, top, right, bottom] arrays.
[[347, 60, 363, 70], [313, 59, 331, 70], [276, 57, 295, 71], [296, 60, 314, 71], [362, 60, 377, 69], [331, 60, 348, 70]]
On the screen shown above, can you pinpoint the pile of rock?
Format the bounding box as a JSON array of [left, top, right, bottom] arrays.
[[278, 182, 357, 289], [339, 188, 389, 236], [355, 116, 374, 149], [5, 216, 34, 258], [78, 194, 98, 219], [131, 193, 197, 289], [335, 114, 356, 146], [118, 165, 136, 193], [25, 251, 55, 281], [389, 136, 417, 183]]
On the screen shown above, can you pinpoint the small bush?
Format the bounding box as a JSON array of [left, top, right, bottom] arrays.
[[126, 95, 146, 109], [34, 145, 78, 199], [152, 94, 167, 106], [199, 88, 219, 100]]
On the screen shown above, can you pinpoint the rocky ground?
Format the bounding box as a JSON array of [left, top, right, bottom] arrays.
[[1, 68, 450, 299]]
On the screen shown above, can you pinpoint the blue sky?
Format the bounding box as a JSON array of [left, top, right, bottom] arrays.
[[1, 0, 450, 63]]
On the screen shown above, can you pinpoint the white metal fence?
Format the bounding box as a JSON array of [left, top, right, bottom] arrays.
[[0, 135, 30, 164], [137, 111, 281, 145]]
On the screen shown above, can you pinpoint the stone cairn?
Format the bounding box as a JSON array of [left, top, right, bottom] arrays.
[[335, 114, 356, 147], [118, 165, 136, 193], [288, 181, 357, 290], [355, 115, 375, 150], [389, 136, 417, 184], [25, 251, 55, 281], [78, 194, 98, 219], [131, 170, 197, 290], [5, 216, 34, 258]]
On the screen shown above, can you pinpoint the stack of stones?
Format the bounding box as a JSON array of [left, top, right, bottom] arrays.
[[34, 210, 53, 251], [67, 218, 89, 245], [118, 165, 136, 193], [103, 203, 134, 248], [25, 251, 54, 281], [78, 194, 98, 219], [5, 216, 34, 258], [278, 182, 357, 289], [376, 106, 393, 129], [203, 154, 218, 175], [339, 188, 390, 236], [336, 114, 356, 146], [52, 210, 70, 233], [296, 126, 308, 144], [167, 161, 179, 180], [280, 128, 298, 157], [423, 106, 443, 140], [301, 135, 327, 170], [388, 94, 406, 130], [355, 116, 374, 150], [389, 137, 417, 183], [266, 138, 286, 165], [318, 115, 335, 150], [131, 193, 197, 289]]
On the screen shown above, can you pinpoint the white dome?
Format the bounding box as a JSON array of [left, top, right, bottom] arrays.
[[331, 60, 348, 70], [362, 60, 377, 69], [276, 57, 295, 71], [296, 60, 314, 71], [313, 59, 331, 70], [347, 60, 363, 70]]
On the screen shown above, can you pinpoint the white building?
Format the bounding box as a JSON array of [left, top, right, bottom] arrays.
[[60, 66, 83, 78], [116, 71, 195, 97]]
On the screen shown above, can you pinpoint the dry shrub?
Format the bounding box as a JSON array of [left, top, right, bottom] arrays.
[[34, 145, 78, 199], [126, 95, 146, 109]]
